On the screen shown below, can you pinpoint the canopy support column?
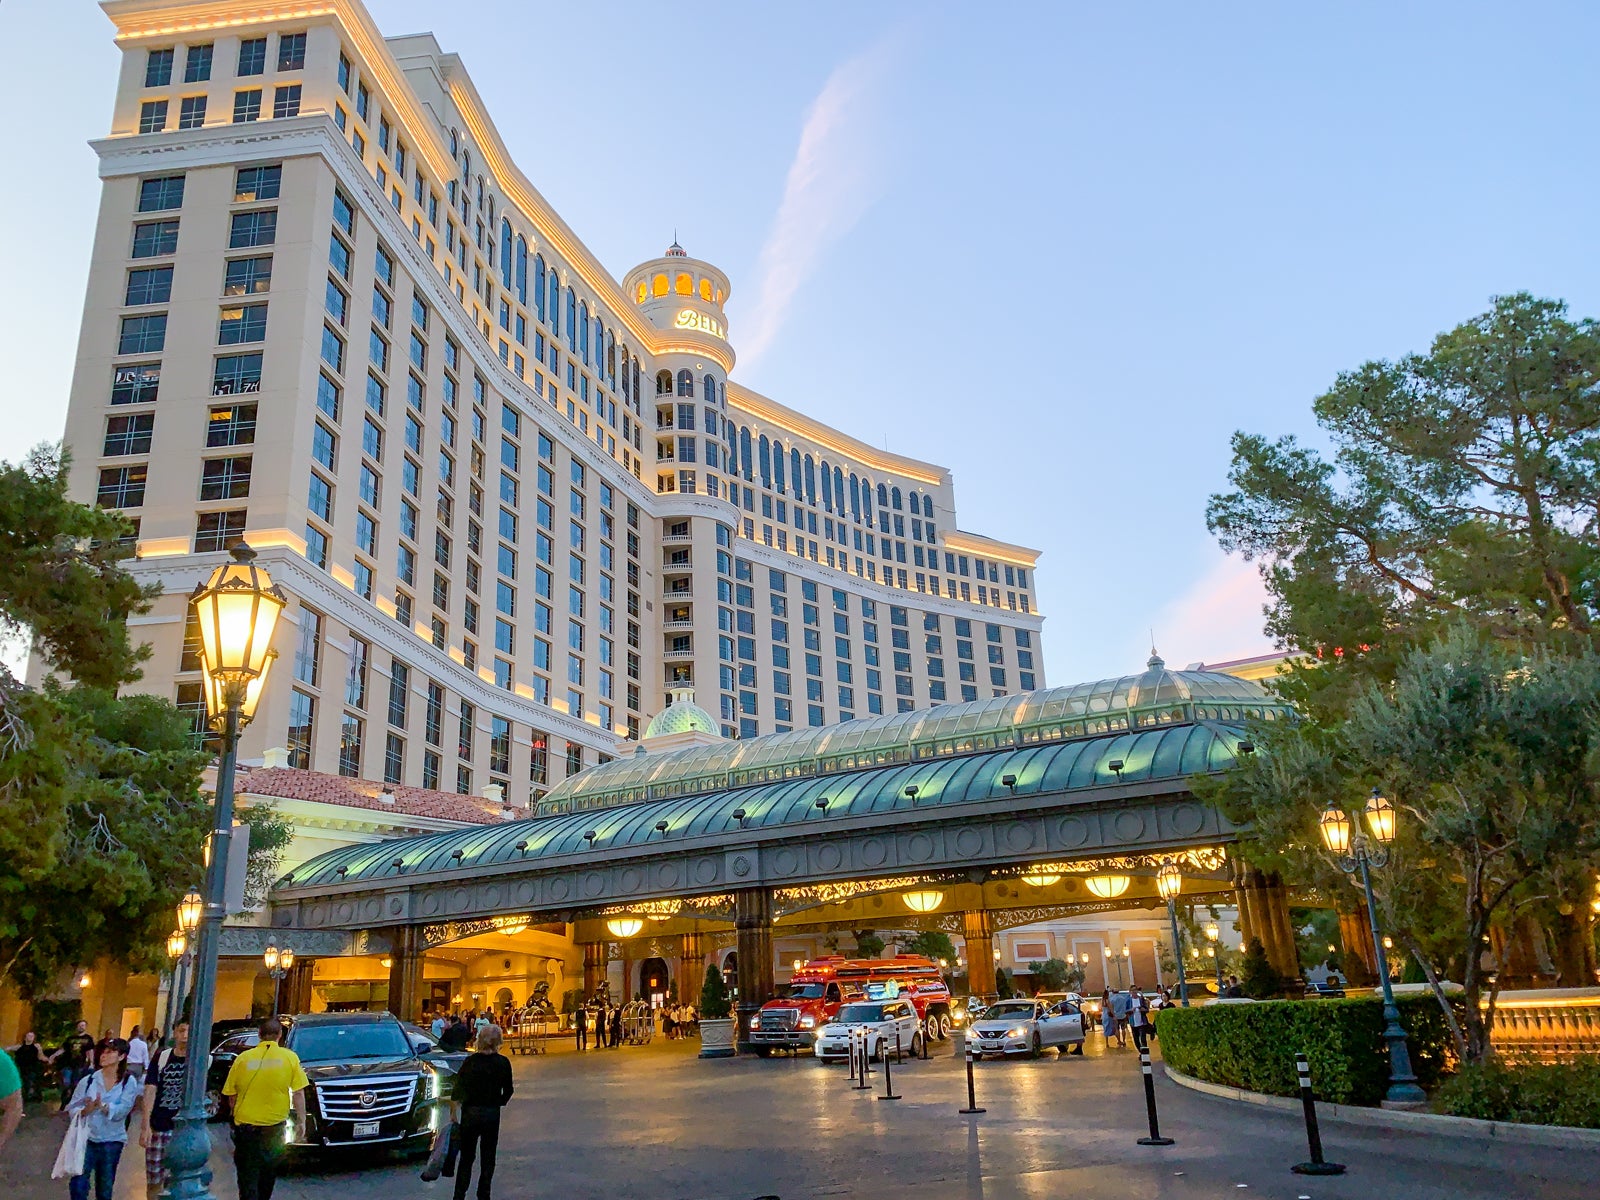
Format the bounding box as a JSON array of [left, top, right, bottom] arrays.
[[735, 887, 774, 1054]]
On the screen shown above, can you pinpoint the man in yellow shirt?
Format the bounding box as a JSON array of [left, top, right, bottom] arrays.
[[222, 1018, 308, 1200]]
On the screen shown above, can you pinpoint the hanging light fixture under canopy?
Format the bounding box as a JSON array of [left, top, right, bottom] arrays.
[[492, 915, 531, 936], [606, 917, 644, 938], [1084, 874, 1131, 900], [1019, 869, 1061, 888], [902, 889, 944, 913]]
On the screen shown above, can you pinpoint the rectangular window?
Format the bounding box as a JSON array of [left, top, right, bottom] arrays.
[[131, 220, 179, 258], [217, 304, 267, 344], [388, 661, 410, 727], [321, 326, 345, 373], [144, 47, 174, 87], [184, 42, 213, 83], [237, 36, 267, 76], [338, 714, 363, 777], [193, 508, 245, 551], [138, 100, 168, 134], [293, 608, 321, 685], [234, 164, 281, 202], [199, 455, 252, 500], [103, 413, 154, 456], [210, 353, 262, 398], [272, 84, 302, 119], [205, 402, 256, 447], [177, 95, 207, 129], [224, 256, 272, 296], [112, 364, 160, 405], [232, 89, 262, 123], [124, 266, 172, 306], [307, 472, 331, 521], [137, 175, 185, 212], [278, 32, 307, 71], [118, 314, 167, 355], [383, 733, 404, 785], [229, 209, 276, 248]]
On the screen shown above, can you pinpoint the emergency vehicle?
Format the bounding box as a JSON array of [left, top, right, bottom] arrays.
[[749, 955, 955, 1054]]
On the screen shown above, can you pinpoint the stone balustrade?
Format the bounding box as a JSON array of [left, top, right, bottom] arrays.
[[1490, 988, 1600, 1060]]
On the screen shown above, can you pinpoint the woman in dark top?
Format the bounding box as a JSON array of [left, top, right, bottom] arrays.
[[452, 1025, 514, 1200]]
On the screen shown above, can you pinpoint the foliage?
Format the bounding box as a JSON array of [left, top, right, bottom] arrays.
[[1156, 994, 1460, 1106], [699, 962, 731, 1020], [1435, 1057, 1600, 1128], [851, 929, 886, 958], [900, 929, 957, 965], [1293, 907, 1344, 975], [0, 685, 208, 996], [1238, 938, 1283, 999], [235, 804, 294, 911]]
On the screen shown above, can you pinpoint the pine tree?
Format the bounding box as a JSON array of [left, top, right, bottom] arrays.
[[1238, 937, 1282, 999], [700, 962, 731, 1019]]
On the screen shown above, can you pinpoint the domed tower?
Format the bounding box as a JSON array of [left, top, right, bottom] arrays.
[[623, 243, 740, 734]]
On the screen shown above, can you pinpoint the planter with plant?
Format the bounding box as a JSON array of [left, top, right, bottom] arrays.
[[698, 963, 736, 1058]]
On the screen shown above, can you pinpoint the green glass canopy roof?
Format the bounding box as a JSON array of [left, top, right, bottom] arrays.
[[535, 655, 1282, 816], [277, 668, 1268, 896]]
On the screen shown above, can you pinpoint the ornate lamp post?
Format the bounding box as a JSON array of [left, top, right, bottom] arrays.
[[1318, 789, 1426, 1109], [163, 931, 189, 1041], [1156, 862, 1190, 1006], [263, 941, 295, 1014], [167, 545, 286, 1200], [1205, 920, 1223, 995]]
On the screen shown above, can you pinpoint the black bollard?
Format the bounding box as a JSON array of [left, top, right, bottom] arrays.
[[1135, 1047, 1174, 1145], [921, 1019, 931, 1060], [855, 1029, 871, 1091], [879, 1035, 901, 1101], [958, 1034, 986, 1115], [848, 1027, 857, 1082], [1290, 1053, 1346, 1175]]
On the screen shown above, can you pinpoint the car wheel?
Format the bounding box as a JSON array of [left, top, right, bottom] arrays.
[[1071, 1041, 1084, 1056], [937, 1014, 952, 1040], [910, 1031, 923, 1058], [755, 1047, 772, 1058], [1030, 1032, 1042, 1059]]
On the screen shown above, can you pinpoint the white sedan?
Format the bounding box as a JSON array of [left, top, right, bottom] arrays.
[[967, 998, 1085, 1058], [814, 998, 924, 1063]]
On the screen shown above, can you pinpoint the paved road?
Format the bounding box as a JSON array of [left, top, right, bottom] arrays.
[[3, 1034, 1589, 1200]]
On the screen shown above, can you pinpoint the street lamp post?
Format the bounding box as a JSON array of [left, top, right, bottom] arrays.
[[1205, 921, 1223, 996], [1105, 945, 1124, 990], [1156, 863, 1190, 1006], [163, 931, 189, 1041], [263, 942, 295, 1015], [166, 545, 286, 1200], [1318, 789, 1426, 1109]]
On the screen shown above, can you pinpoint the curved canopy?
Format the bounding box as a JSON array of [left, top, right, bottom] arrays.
[[537, 656, 1281, 816], [277, 719, 1252, 895]]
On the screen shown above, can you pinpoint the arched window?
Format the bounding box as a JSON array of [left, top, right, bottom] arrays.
[[850, 474, 861, 521], [534, 255, 547, 321], [891, 486, 902, 511], [804, 455, 817, 505], [594, 315, 604, 373], [633, 359, 641, 405], [834, 466, 845, 514], [500, 219, 513, 288], [820, 459, 833, 511], [790, 448, 802, 498], [579, 301, 590, 364], [676, 369, 694, 396], [606, 333, 616, 384], [514, 235, 528, 304], [876, 483, 888, 508], [774, 443, 787, 493], [740, 427, 753, 482], [759, 436, 772, 487], [922, 494, 933, 519], [862, 479, 874, 524], [674, 272, 692, 295], [656, 370, 672, 396], [476, 176, 485, 206], [699, 278, 712, 301], [488, 196, 496, 225], [636, 281, 648, 303], [450, 128, 459, 156], [548, 271, 560, 335], [652, 273, 668, 297], [620, 343, 630, 397], [703, 374, 716, 404], [565, 288, 576, 350]]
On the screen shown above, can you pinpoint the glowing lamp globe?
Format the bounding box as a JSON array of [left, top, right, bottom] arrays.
[[177, 889, 203, 934], [263, 942, 280, 971], [1364, 788, 1397, 844], [1019, 871, 1061, 888], [1318, 802, 1353, 854], [191, 544, 288, 718], [902, 889, 944, 913], [1155, 862, 1182, 902], [203, 649, 276, 728], [1084, 874, 1131, 900], [167, 930, 187, 960], [492, 915, 531, 936], [606, 917, 644, 939]]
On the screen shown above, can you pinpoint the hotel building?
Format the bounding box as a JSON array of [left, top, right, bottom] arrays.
[[62, 0, 1045, 807]]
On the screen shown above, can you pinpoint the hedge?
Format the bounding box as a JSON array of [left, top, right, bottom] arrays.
[[1155, 994, 1459, 1106], [1435, 1058, 1600, 1129]]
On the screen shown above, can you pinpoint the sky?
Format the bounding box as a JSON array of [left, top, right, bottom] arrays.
[[4, 1, 1599, 686]]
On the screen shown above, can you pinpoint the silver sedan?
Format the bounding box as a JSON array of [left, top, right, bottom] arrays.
[[967, 998, 1085, 1058]]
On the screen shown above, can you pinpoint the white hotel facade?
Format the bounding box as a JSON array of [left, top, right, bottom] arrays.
[[64, 0, 1045, 807]]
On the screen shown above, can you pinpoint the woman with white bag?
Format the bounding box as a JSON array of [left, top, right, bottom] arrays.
[[54, 1039, 139, 1200]]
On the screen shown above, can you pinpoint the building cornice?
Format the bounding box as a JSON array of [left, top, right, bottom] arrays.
[[941, 530, 1042, 567], [728, 383, 948, 487]]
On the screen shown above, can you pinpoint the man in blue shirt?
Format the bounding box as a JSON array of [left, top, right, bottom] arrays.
[[0, 1047, 22, 1153]]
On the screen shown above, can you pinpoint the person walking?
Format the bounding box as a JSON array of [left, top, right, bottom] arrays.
[[57, 1021, 96, 1104], [440, 1015, 471, 1052], [450, 1025, 513, 1200], [221, 1017, 308, 1200], [574, 1002, 588, 1051], [124, 1028, 150, 1087], [608, 1004, 622, 1050], [64, 1039, 141, 1200], [1127, 988, 1149, 1051], [1099, 989, 1116, 1045], [0, 1046, 22, 1153], [10, 1032, 46, 1103], [431, 1012, 447, 1040], [140, 1020, 193, 1200], [1109, 989, 1130, 1048]]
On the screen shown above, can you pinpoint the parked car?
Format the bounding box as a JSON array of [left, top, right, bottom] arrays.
[[205, 1029, 260, 1120], [968, 997, 1085, 1058], [1306, 980, 1346, 999], [400, 1022, 468, 1087], [813, 998, 924, 1063], [286, 1012, 452, 1153]]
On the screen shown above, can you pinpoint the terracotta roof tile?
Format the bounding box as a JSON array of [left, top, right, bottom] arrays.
[[237, 766, 505, 825]]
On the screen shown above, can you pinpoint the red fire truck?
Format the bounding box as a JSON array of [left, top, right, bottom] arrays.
[[749, 955, 956, 1054]]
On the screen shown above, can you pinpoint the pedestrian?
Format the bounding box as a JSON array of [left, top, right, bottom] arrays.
[[1128, 989, 1149, 1051], [125, 1028, 150, 1086], [661, 1007, 676, 1040], [64, 1038, 141, 1200], [57, 1021, 96, 1103], [574, 1002, 588, 1051], [1109, 989, 1130, 1047], [221, 1017, 308, 1200], [440, 1015, 471, 1052], [1224, 974, 1242, 999], [451, 1025, 513, 1200], [140, 1019, 193, 1199], [608, 1005, 622, 1049], [1099, 989, 1116, 1044], [431, 1012, 447, 1040], [10, 1032, 46, 1103], [0, 1045, 21, 1153]]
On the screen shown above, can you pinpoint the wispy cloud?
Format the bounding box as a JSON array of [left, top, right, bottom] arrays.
[[737, 34, 903, 366], [1149, 553, 1276, 669]]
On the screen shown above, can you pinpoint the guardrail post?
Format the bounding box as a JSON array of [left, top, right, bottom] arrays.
[[855, 1029, 871, 1090], [879, 1035, 901, 1101], [1135, 1047, 1173, 1145], [1290, 1053, 1345, 1175], [959, 1034, 985, 1115], [848, 1028, 857, 1082]]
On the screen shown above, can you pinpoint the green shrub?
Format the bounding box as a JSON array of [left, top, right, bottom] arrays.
[[1156, 994, 1459, 1106], [700, 963, 732, 1020], [1238, 937, 1282, 998], [1436, 1058, 1600, 1128]]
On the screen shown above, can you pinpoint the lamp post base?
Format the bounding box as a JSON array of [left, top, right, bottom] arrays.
[[163, 1111, 215, 1200], [1380, 1093, 1428, 1111]]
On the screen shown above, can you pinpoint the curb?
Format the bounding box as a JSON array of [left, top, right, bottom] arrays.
[[1162, 1065, 1600, 1151]]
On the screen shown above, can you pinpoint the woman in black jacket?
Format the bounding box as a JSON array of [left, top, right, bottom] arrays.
[[451, 1025, 514, 1200]]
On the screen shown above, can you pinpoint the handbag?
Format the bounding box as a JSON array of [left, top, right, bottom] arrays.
[[420, 1118, 456, 1182], [52, 1113, 88, 1179]]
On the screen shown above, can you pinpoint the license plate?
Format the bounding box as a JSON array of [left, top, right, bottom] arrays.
[[353, 1121, 380, 1139], [980, 1041, 1000, 1049]]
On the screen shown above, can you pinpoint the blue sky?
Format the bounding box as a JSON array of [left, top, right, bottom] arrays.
[[4, 1, 1598, 685]]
